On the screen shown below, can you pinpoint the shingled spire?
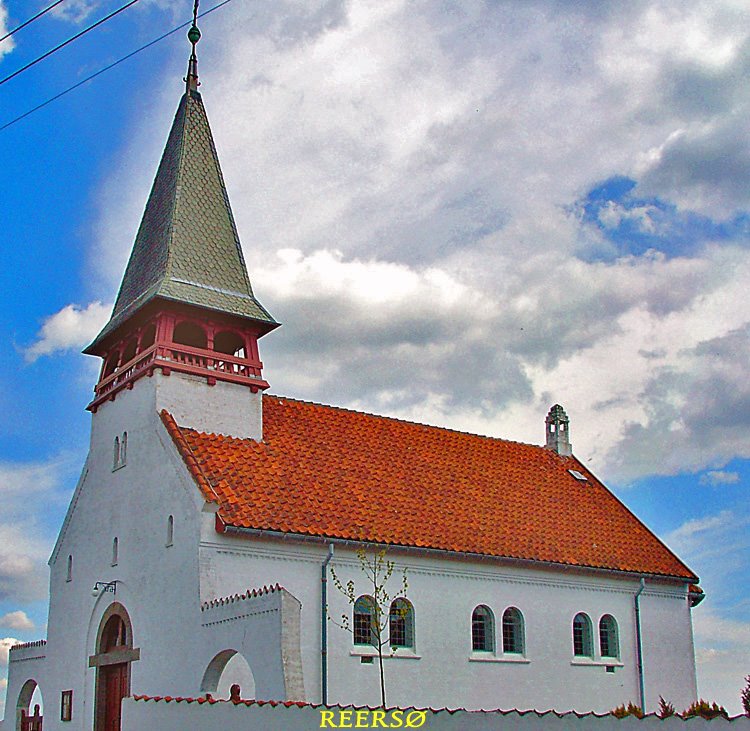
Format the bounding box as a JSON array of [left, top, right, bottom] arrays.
[[84, 11, 277, 439]]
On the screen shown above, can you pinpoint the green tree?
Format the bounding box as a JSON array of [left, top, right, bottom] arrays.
[[741, 675, 750, 717], [657, 696, 675, 718], [683, 700, 729, 720], [330, 546, 408, 707], [611, 702, 643, 718]]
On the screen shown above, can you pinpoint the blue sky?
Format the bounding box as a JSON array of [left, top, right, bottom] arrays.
[[1, 0, 749, 717]]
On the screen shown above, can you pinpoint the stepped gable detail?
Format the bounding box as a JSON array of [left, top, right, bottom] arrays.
[[165, 395, 697, 581]]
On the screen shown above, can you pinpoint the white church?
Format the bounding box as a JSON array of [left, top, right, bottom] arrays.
[[2, 19, 704, 731]]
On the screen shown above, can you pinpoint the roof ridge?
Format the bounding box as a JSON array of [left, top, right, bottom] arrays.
[[259, 393, 546, 450]]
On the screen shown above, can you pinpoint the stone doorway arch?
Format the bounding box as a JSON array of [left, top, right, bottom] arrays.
[[16, 678, 43, 731], [200, 649, 256, 700], [89, 602, 140, 731]]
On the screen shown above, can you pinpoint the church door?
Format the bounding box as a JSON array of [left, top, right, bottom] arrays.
[[90, 604, 140, 731], [102, 663, 128, 731]]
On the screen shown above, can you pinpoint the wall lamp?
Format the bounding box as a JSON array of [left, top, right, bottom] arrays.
[[92, 581, 117, 597]]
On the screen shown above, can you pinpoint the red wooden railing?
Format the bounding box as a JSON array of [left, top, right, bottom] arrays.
[[89, 341, 267, 411]]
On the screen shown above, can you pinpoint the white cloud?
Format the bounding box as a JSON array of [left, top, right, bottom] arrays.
[[0, 638, 20, 667], [700, 470, 740, 486], [0, 459, 70, 602], [0, 1, 15, 60], [24, 301, 110, 362], [81, 0, 750, 485], [0, 611, 34, 631]]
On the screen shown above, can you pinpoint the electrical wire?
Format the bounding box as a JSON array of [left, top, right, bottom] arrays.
[[0, 0, 235, 132], [0, 0, 67, 43], [0, 0, 142, 88]]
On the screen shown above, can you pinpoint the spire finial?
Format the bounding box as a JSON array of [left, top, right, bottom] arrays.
[[185, 0, 201, 93]]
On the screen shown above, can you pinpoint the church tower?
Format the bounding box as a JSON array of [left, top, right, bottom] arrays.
[[84, 15, 277, 439]]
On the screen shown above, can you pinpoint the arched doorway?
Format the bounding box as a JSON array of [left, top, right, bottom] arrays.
[[89, 603, 140, 731], [201, 649, 255, 700], [16, 679, 43, 731]]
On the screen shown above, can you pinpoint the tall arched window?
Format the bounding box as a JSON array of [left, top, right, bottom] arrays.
[[353, 596, 376, 646], [502, 607, 525, 654], [66, 555, 72, 582], [166, 515, 174, 547], [389, 598, 414, 649], [599, 614, 619, 659], [471, 605, 495, 652], [111, 537, 118, 566], [573, 612, 594, 658], [113, 436, 120, 469], [120, 432, 127, 465]]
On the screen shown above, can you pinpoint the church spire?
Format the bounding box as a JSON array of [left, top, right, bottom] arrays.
[[84, 9, 278, 430], [185, 0, 200, 93]]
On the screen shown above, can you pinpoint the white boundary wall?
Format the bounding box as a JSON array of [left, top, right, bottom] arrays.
[[122, 699, 750, 731]]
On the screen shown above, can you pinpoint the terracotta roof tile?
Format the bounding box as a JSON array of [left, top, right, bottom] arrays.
[[169, 396, 696, 581]]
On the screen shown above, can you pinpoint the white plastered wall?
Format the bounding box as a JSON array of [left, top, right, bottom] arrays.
[[199, 531, 699, 714]]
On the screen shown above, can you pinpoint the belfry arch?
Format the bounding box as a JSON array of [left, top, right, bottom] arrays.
[[89, 602, 140, 731]]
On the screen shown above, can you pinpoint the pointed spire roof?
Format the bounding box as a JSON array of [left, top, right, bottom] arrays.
[[86, 86, 277, 353]]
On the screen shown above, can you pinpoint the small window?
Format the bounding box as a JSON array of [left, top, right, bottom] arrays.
[[113, 432, 127, 469], [471, 605, 495, 652], [66, 555, 73, 582], [389, 598, 414, 649], [166, 515, 174, 547], [599, 614, 619, 659], [112, 537, 118, 566], [502, 607, 525, 654], [61, 690, 73, 722], [573, 612, 594, 658], [353, 596, 376, 646]]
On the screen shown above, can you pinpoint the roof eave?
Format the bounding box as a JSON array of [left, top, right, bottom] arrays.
[[217, 523, 699, 584]]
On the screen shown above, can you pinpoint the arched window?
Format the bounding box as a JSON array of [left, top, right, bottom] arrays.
[[599, 614, 619, 659], [502, 607, 525, 654], [66, 555, 72, 582], [100, 614, 128, 652], [113, 436, 120, 469], [120, 432, 127, 465], [166, 515, 174, 547], [173, 321, 208, 349], [389, 598, 414, 649], [353, 596, 376, 646], [573, 612, 594, 658], [111, 537, 118, 566], [214, 331, 246, 358], [471, 605, 495, 652]]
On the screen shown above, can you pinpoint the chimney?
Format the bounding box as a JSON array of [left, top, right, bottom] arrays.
[[545, 404, 572, 456]]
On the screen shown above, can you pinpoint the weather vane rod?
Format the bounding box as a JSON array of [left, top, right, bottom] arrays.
[[185, 0, 201, 92]]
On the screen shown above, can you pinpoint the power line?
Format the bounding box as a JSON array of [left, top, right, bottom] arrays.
[[0, 0, 235, 132], [0, 0, 142, 88], [0, 0, 67, 43]]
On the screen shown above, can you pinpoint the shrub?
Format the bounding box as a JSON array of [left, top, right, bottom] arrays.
[[658, 696, 675, 718], [682, 699, 729, 720], [611, 702, 644, 718]]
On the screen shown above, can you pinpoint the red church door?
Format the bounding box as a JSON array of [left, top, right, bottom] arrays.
[[102, 663, 128, 731]]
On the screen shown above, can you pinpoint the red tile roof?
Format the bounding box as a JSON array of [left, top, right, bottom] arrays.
[[161, 396, 696, 581]]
